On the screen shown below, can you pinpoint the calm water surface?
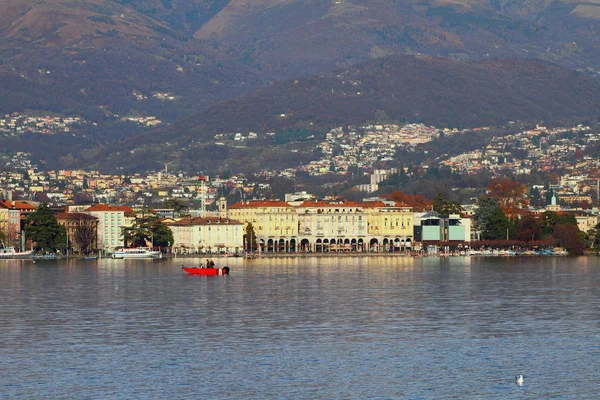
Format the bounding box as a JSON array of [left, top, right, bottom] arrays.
[[1, 256, 600, 399]]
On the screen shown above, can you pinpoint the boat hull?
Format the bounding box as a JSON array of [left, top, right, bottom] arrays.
[[111, 248, 161, 259], [0, 250, 34, 259], [182, 267, 229, 275]]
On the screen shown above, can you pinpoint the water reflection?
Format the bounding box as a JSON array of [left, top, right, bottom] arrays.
[[1, 256, 600, 398]]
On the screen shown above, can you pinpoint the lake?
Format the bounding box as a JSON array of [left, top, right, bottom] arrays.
[[1, 256, 600, 399]]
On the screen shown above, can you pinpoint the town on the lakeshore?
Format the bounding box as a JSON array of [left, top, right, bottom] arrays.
[[1, 116, 600, 256]]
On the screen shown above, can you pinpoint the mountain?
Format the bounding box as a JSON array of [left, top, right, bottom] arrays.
[[2, 0, 600, 174], [193, 0, 600, 78], [154, 54, 600, 134], [85, 54, 600, 173], [0, 0, 264, 121], [2, 0, 600, 121]]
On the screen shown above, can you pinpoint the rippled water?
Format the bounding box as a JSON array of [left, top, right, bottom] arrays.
[[1, 256, 600, 399]]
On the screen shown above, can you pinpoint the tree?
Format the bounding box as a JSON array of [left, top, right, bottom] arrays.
[[553, 223, 585, 255], [245, 222, 257, 252], [163, 198, 189, 214], [152, 222, 174, 247], [487, 178, 527, 215], [515, 213, 542, 242], [541, 211, 577, 238], [374, 109, 390, 123], [269, 176, 295, 200], [24, 204, 66, 251], [587, 222, 600, 249], [72, 214, 98, 255], [122, 210, 173, 248], [432, 192, 463, 215], [473, 197, 510, 240], [385, 191, 432, 211]]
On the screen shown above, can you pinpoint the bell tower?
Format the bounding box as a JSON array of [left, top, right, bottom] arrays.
[[217, 197, 227, 219]]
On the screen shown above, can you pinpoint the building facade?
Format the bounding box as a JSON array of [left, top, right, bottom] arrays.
[[83, 204, 134, 252], [55, 212, 99, 254], [1, 200, 37, 250], [228, 199, 415, 253], [166, 216, 244, 255]]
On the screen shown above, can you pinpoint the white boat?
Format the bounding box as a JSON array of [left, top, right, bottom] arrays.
[[0, 241, 34, 259], [111, 247, 162, 259]]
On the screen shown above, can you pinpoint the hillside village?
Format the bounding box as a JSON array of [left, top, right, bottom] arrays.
[[0, 112, 161, 138], [1, 121, 599, 207], [1, 121, 599, 256]]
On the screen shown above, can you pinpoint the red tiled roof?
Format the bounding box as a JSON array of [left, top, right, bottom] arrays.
[[166, 216, 243, 226], [229, 200, 292, 209], [0, 200, 37, 210], [85, 204, 134, 213], [361, 201, 391, 208], [55, 212, 98, 220], [296, 200, 362, 207]]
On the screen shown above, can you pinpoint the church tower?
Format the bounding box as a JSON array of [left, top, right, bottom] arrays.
[[217, 197, 227, 219]]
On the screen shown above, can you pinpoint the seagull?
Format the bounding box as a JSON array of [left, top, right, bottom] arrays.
[[515, 375, 524, 386]]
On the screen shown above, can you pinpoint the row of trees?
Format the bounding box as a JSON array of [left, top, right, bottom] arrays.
[[472, 197, 589, 255]]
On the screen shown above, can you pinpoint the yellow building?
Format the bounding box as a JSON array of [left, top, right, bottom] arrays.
[[0, 205, 8, 241], [227, 199, 413, 254], [228, 200, 298, 252], [363, 200, 413, 251]]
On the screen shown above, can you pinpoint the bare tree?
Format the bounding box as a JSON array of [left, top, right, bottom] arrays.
[[72, 214, 98, 255]]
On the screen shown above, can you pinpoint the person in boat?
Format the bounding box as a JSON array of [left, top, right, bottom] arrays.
[[206, 259, 210, 268], [209, 259, 215, 268]]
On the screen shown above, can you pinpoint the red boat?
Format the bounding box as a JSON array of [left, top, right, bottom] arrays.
[[182, 266, 230, 276]]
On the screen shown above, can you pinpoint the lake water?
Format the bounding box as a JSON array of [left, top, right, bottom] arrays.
[[1, 256, 600, 399]]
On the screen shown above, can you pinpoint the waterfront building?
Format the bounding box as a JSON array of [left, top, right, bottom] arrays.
[[0, 200, 37, 249], [0, 204, 8, 243], [296, 200, 366, 252], [228, 200, 299, 253], [83, 204, 134, 252], [55, 212, 99, 254], [413, 211, 471, 244], [166, 216, 244, 255], [228, 198, 415, 254], [363, 200, 413, 251]]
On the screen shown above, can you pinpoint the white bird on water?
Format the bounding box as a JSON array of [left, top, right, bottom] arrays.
[[515, 375, 524, 386]]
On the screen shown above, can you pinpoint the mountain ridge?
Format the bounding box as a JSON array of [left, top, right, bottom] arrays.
[[85, 54, 600, 173]]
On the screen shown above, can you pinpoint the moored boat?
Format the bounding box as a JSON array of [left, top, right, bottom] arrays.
[[182, 266, 230, 276], [32, 253, 58, 261], [111, 247, 161, 259], [0, 241, 34, 259]]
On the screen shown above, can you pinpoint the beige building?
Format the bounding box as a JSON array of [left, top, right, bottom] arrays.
[[166, 216, 244, 255], [296, 200, 366, 252], [576, 213, 598, 234]]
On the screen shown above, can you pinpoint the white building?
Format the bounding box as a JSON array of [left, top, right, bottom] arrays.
[[83, 204, 134, 252]]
